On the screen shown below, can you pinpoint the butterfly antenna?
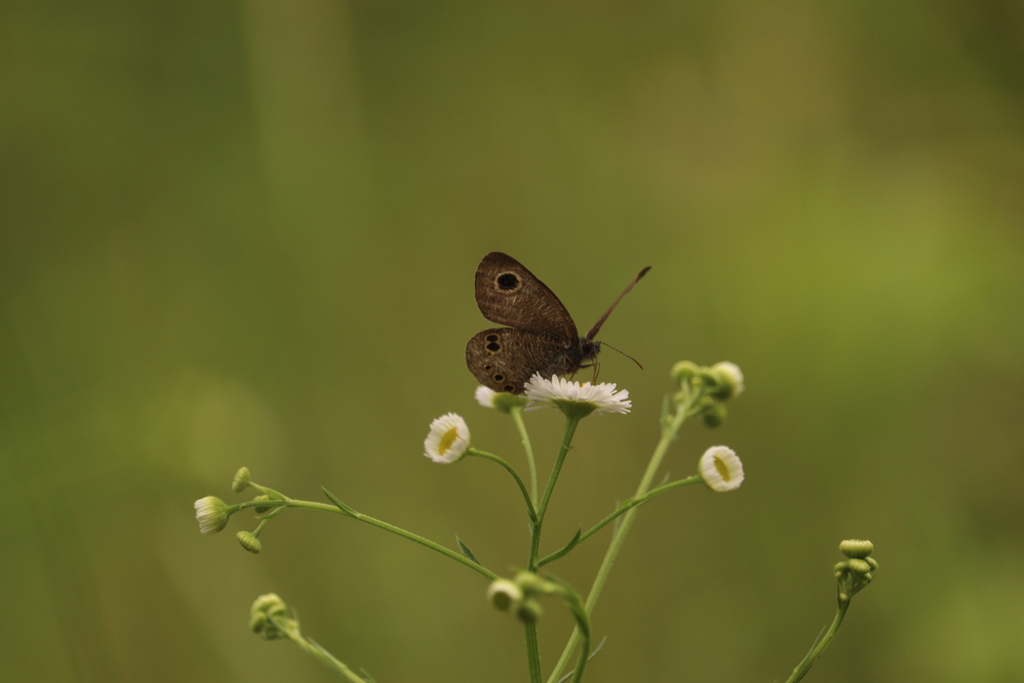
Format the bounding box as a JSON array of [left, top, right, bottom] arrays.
[[585, 266, 652, 339], [600, 341, 644, 370]]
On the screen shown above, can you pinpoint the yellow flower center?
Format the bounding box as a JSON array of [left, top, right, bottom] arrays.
[[713, 455, 732, 481], [438, 427, 460, 455]]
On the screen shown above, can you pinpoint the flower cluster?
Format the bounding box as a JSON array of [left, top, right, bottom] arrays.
[[668, 361, 742, 427], [835, 539, 878, 603]]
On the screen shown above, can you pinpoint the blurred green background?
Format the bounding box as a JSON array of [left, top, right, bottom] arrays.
[[2, 1, 1022, 681]]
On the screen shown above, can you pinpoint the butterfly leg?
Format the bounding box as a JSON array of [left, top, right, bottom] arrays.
[[574, 362, 601, 385]]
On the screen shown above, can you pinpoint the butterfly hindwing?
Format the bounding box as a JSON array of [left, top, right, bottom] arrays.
[[466, 327, 575, 394]]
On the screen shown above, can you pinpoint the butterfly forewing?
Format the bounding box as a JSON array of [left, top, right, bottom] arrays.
[[474, 252, 577, 342]]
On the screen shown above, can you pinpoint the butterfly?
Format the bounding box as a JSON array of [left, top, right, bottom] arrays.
[[465, 252, 650, 394]]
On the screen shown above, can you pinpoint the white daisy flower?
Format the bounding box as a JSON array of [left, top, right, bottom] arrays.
[[523, 374, 632, 416], [194, 495, 230, 534], [424, 413, 471, 463], [698, 445, 744, 492]]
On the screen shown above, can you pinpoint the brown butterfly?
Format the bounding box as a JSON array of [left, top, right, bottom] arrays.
[[466, 252, 651, 394]]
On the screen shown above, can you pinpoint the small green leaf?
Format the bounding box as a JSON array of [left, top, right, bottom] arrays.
[[588, 636, 606, 661], [564, 527, 582, 552], [456, 537, 482, 566], [538, 527, 583, 567], [321, 487, 357, 516]]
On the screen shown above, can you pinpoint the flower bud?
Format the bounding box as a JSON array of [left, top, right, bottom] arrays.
[[514, 571, 553, 596], [232, 467, 251, 493], [671, 361, 700, 384], [846, 558, 872, 575], [249, 593, 288, 639], [709, 362, 744, 400], [424, 413, 471, 463], [487, 579, 524, 613], [237, 531, 263, 554], [701, 400, 727, 428], [476, 386, 529, 413], [698, 446, 744, 492], [839, 539, 873, 559], [516, 597, 543, 624], [251, 593, 287, 618], [194, 496, 230, 534]]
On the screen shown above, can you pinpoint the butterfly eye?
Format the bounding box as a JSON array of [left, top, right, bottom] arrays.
[[495, 272, 521, 291]]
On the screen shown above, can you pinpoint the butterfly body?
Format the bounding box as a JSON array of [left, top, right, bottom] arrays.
[[466, 252, 649, 394]]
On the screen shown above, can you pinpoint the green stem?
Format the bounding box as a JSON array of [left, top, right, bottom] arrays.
[[546, 398, 696, 683], [252, 494, 500, 582], [784, 601, 850, 683], [524, 621, 543, 683], [537, 475, 702, 567], [529, 415, 581, 572], [279, 625, 367, 682], [510, 406, 539, 505], [467, 448, 537, 522], [564, 591, 591, 683], [521, 413, 582, 682]]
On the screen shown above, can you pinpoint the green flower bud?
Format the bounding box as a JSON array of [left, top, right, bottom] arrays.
[[671, 361, 700, 384], [701, 400, 727, 428], [237, 531, 263, 554], [194, 496, 230, 534], [249, 593, 288, 639], [251, 593, 287, 618], [708, 362, 744, 400], [839, 539, 873, 559], [253, 495, 272, 514], [514, 571, 558, 596], [232, 467, 251, 493], [516, 597, 543, 624], [846, 558, 872, 575], [248, 610, 267, 634]]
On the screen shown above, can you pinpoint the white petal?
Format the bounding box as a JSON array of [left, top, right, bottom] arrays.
[[523, 373, 631, 415]]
